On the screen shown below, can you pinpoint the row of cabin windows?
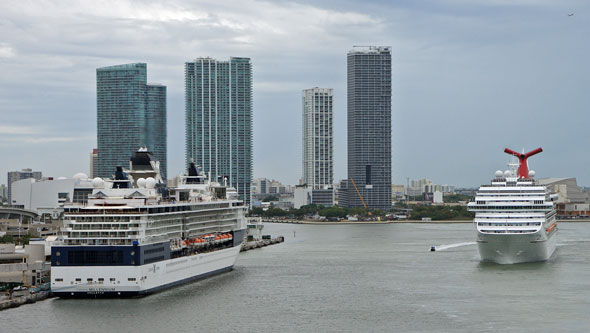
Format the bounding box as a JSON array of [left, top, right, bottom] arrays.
[[471, 206, 550, 210], [478, 222, 541, 226], [57, 277, 136, 283], [476, 201, 545, 204]]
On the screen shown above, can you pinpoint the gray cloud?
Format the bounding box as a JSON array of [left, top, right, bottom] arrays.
[[1, 0, 588, 188]]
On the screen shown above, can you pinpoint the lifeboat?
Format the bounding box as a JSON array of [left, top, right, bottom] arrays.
[[546, 223, 557, 233]]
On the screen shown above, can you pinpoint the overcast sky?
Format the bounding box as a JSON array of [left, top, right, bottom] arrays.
[[1, 0, 588, 188]]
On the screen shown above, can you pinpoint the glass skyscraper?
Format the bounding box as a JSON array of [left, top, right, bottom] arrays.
[[343, 46, 392, 210], [302, 87, 333, 189], [185, 57, 252, 205], [96, 63, 167, 179]]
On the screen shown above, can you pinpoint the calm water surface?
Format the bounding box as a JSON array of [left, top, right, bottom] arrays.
[[1, 222, 590, 332]]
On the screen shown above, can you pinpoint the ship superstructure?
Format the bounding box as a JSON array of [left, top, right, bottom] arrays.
[[467, 148, 558, 264], [51, 149, 246, 297]]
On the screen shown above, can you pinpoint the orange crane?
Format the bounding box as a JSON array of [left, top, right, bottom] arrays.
[[349, 178, 367, 210]]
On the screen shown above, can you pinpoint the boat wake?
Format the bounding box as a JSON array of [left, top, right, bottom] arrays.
[[433, 242, 476, 251]]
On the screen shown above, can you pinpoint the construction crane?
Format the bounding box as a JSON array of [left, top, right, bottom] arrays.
[[349, 178, 367, 210]]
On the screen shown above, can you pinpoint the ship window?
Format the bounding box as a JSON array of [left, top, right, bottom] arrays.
[[55, 278, 63, 282], [98, 278, 104, 282], [75, 278, 81, 282], [110, 278, 116, 282], [128, 278, 136, 281], [87, 278, 93, 282]]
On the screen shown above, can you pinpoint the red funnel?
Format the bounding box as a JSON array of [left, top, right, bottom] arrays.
[[504, 147, 542, 179]]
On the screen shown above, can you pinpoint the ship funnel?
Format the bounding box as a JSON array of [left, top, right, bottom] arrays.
[[504, 147, 542, 179]]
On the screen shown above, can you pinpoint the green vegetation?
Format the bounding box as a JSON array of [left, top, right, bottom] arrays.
[[262, 195, 279, 202], [0, 234, 13, 243], [443, 194, 473, 203], [409, 205, 473, 220], [248, 204, 385, 220], [0, 234, 31, 245]]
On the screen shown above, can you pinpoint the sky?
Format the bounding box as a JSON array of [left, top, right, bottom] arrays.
[[0, 0, 589, 188]]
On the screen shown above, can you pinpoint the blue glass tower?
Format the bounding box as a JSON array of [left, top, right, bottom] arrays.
[[185, 57, 252, 205], [96, 63, 167, 179]]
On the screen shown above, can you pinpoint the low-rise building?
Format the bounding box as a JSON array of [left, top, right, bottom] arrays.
[[7, 168, 42, 204], [10, 174, 93, 215], [294, 185, 334, 208], [0, 243, 49, 287]]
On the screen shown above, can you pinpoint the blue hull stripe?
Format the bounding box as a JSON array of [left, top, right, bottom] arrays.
[[52, 265, 234, 298]]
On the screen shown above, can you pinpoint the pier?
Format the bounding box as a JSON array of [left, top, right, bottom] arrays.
[[0, 291, 52, 311], [241, 236, 284, 252]]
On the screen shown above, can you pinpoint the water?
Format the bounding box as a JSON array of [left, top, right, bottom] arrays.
[[2, 222, 590, 332]]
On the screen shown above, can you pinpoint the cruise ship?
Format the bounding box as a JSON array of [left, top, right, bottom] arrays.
[[51, 149, 247, 297], [467, 148, 558, 264]]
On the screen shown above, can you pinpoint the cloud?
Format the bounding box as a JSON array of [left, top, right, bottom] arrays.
[[0, 43, 15, 58], [0, 0, 589, 187]]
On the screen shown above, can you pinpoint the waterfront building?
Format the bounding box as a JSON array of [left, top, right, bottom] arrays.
[[7, 169, 42, 204], [294, 185, 334, 209], [89, 148, 98, 178], [302, 87, 333, 189], [342, 46, 392, 210], [96, 63, 167, 180], [185, 57, 252, 205], [10, 174, 93, 216]]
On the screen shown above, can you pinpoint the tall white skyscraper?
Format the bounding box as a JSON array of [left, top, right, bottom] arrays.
[[302, 87, 333, 189]]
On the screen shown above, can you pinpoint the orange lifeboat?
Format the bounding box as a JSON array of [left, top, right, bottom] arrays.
[[546, 223, 557, 233]]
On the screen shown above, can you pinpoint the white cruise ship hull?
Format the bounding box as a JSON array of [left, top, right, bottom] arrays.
[[52, 245, 241, 297], [477, 229, 557, 264]]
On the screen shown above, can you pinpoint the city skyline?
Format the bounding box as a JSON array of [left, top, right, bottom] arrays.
[[1, 0, 589, 188]]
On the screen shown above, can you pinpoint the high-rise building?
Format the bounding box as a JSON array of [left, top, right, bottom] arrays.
[[89, 148, 98, 178], [7, 168, 42, 204], [0, 184, 8, 203], [185, 57, 252, 205], [302, 87, 333, 189], [343, 46, 392, 210], [96, 63, 167, 179]]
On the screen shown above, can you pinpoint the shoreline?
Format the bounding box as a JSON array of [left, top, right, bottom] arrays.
[[262, 219, 590, 225]]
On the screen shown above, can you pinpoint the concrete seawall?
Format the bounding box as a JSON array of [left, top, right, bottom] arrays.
[[0, 291, 52, 311]]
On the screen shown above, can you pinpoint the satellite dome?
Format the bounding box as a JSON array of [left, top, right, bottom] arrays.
[[529, 170, 536, 178], [73, 172, 88, 180], [92, 177, 104, 188], [504, 170, 512, 177], [137, 178, 147, 188], [495, 170, 503, 177], [145, 177, 156, 189]]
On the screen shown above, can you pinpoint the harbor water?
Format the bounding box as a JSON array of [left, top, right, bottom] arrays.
[[2, 222, 590, 332]]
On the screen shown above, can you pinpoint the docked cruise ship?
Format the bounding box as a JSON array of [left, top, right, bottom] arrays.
[[467, 148, 558, 264], [51, 149, 247, 297]]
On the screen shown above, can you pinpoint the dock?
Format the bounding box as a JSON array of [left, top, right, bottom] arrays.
[[0, 291, 52, 311], [241, 236, 284, 252]]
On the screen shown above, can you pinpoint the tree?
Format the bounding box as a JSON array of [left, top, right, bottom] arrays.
[[248, 207, 264, 216], [0, 235, 14, 244], [262, 195, 279, 202]]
